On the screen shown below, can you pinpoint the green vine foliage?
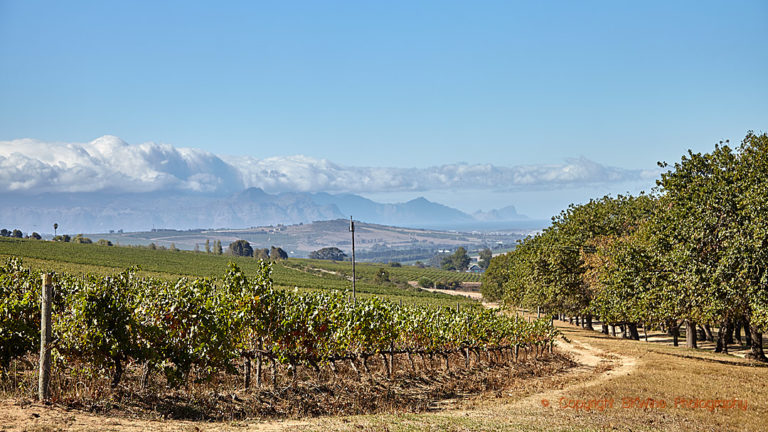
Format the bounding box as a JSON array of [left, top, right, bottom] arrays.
[[0, 258, 41, 371], [1, 258, 557, 387]]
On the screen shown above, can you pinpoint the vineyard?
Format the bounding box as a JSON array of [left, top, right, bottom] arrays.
[[0, 257, 560, 419], [284, 259, 482, 285], [0, 237, 476, 308]]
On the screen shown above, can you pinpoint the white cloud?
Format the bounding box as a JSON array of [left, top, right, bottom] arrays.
[[0, 136, 242, 194], [0, 136, 656, 195]]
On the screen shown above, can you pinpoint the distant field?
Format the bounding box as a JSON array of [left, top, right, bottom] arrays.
[[0, 237, 478, 307], [79, 219, 525, 260], [285, 258, 482, 283]]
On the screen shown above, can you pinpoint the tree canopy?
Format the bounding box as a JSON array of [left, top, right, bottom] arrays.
[[309, 247, 347, 261], [441, 247, 471, 271], [270, 246, 288, 260], [229, 240, 253, 257], [485, 132, 768, 361]]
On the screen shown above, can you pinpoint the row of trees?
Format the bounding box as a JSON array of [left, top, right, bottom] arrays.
[[1, 229, 43, 240], [229, 240, 288, 260], [0, 229, 24, 238], [0, 229, 114, 245], [482, 132, 768, 361]]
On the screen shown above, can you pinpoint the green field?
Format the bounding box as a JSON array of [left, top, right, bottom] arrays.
[[284, 258, 482, 284], [0, 237, 479, 307]]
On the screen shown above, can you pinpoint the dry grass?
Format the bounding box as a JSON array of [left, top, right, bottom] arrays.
[[3, 321, 767, 431], [0, 350, 575, 431], [278, 322, 768, 432]]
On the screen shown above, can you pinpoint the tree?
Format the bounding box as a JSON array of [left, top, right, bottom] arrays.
[[53, 234, 71, 242], [96, 239, 113, 246], [194, 243, 200, 253], [205, 239, 211, 254], [417, 277, 434, 288], [270, 246, 288, 260], [478, 248, 493, 269], [229, 240, 253, 257], [435, 279, 462, 290], [309, 247, 347, 261], [727, 132, 768, 360], [72, 234, 92, 244], [254, 248, 270, 260], [654, 143, 742, 349], [30, 232, 42, 240], [480, 251, 512, 301], [0, 229, 9, 237], [53, 223, 58, 237], [374, 268, 390, 284], [442, 247, 470, 271], [11, 229, 22, 238], [170, 243, 178, 252], [214, 240, 223, 255]]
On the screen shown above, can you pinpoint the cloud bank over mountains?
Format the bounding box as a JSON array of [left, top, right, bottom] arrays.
[[1, 135, 656, 195]]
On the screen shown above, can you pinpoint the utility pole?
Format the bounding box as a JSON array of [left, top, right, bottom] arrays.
[[350, 216, 356, 302]]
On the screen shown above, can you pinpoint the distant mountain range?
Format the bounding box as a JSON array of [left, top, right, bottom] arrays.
[[0, 188, 528, 234]]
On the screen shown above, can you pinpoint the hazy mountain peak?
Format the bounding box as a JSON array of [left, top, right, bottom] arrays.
[[237, 187, 270, 201], [473, 205, 528, 222]]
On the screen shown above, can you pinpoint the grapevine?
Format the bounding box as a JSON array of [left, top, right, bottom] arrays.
[[1, 257, 557, 388]]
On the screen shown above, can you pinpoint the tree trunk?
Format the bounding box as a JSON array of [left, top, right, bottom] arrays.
[[611, 325, 617, 337], [585, 314, 594, 331], [715, 323, 725, 353], [685, 320, 697, 349], [669, 320, 679, 347], [628, 323, 640, 340], [744, 323, 753, 347], [703, 324, 715, 342], [746, 324, 767, 362], [696, 325, 707, 342], [602, 322, 609, 334], [725, 320, 735, 345], [733, 320, 743, 345]]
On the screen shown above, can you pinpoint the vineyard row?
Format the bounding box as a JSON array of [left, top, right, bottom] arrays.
[[0, 257, 557, 390]]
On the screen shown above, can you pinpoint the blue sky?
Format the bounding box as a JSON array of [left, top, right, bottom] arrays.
[[1, 1, 766, 218]]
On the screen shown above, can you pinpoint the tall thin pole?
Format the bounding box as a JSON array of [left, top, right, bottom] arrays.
[[350, 216, 356, 302]]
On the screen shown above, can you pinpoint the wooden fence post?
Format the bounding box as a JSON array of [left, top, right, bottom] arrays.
[[39, 273, 53, 401]]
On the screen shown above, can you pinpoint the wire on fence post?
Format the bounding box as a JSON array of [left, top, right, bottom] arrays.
[[39, 273, 53, 402]]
